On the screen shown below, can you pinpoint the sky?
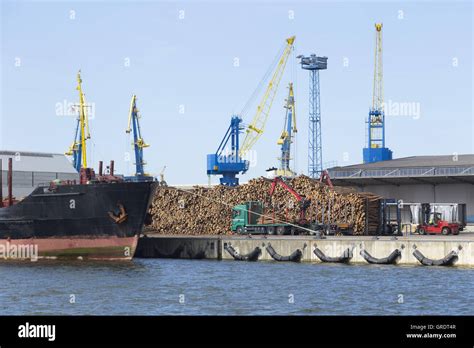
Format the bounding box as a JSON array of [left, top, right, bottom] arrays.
[[0, 0, 473, 184]]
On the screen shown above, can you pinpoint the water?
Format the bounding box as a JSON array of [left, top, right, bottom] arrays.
[[0, 259, 473, 315]]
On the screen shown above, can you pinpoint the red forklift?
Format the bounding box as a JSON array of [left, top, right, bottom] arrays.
[[417, 203, 460, 235]]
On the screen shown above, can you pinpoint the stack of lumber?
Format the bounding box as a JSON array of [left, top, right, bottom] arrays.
[[148, 175, 381, 235]]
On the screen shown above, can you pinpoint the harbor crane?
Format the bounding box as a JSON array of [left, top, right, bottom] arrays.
[[269, 83, 297, 178], [125, 95, 153, 182], [207, 36, 296, 186], [66, 70, 91, 173], [159, 166, 167, 186], [207, 115, 249, 186], [363, 23, 392, 163]]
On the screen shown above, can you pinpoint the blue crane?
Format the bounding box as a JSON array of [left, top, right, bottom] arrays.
[[207, 36, 296, 186], [275, 83, 297, 177], [297, 54, 328, 178], [363, 23, 392, 163], [125, 95, 153, 182], [68, 118, 82, 172], [207, 116, 249, 186]]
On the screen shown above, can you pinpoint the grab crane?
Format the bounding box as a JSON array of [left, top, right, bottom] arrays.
[[207, 36, 295, 186], [275, 83, 297, 177], [66, 70, 91, 172], [268, 176, 311, 226], [125, 95, 153, 182]]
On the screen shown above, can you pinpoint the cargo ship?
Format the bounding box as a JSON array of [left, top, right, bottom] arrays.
[[0, 160, 157, 260], [0, 71, 158, 260]]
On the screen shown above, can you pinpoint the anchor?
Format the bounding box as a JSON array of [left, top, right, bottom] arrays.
[[108, 203, 128, 224]]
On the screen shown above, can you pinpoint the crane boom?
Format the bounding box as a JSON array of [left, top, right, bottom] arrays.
[[239, 36, 295, 157], [372, 23, 384, 112]]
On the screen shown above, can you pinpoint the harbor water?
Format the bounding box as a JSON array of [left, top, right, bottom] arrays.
[[1, 259, 473, 315]]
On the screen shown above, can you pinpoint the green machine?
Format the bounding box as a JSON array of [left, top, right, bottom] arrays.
[[231, 201, 308, 235]]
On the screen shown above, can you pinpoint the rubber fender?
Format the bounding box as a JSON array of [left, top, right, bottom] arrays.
[[360, 249, 401, 265], [413, 249, 458, 266], [313, 247, 352, 263], [265, 244, 302, 262], [224, 244, 261, 261], [151, 244, 184, 259]]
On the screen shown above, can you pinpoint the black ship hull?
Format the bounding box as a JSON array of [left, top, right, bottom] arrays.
[[0, 181, 158, 260]]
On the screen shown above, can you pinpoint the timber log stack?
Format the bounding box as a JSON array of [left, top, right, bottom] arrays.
[[148, 176, 381, 235]]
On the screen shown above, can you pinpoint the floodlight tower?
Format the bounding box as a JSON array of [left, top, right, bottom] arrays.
[[297, 54, 328, 178]]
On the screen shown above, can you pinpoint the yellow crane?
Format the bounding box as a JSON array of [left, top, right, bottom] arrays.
[[239, 36, 295, 157], [66, 70, 91, 171]]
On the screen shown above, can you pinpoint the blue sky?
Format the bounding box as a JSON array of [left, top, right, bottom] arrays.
[[1, 0, 472, 184]]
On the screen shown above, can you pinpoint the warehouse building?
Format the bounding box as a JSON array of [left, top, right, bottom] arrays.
[[328, 155, 474, 223], [0, 150, 79, 198]]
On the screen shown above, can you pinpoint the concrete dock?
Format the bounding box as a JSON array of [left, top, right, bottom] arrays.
[[136, 232, 474, 267]]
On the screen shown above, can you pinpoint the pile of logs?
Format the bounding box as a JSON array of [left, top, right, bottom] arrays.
[[148, 175, 382, 235]]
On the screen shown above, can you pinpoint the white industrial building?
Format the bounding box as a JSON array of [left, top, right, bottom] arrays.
[[0, 150, 79, 198], [328, 155, 474, 224]]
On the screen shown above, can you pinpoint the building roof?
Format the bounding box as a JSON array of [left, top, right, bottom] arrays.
[[332, 154, 474, 170], [328, 154, 474, 186], [0, 150, 77, 173]]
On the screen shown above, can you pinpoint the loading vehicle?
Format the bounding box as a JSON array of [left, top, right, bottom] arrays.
[[416, 203, 460, 235], [231, 176, 344, 235]]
